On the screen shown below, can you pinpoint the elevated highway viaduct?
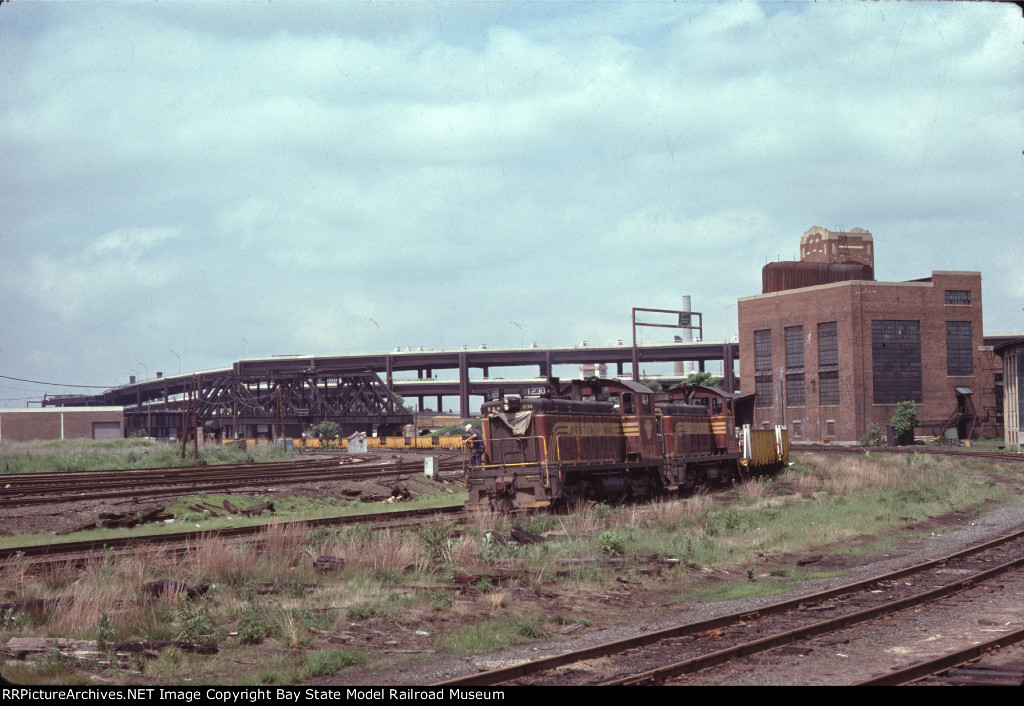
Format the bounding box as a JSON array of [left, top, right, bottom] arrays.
[[44, 342, 737, 428]]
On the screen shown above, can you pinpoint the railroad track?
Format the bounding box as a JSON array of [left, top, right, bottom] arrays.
[[432, 527, 1024, 687], [856, 629, 1024, 685], [0, 503, 468, 571], [800, 443, 1024, 464], [0, 452, 466, 506]]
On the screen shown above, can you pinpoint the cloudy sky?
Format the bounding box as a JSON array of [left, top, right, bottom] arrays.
[[1, 0, 1022, 405]]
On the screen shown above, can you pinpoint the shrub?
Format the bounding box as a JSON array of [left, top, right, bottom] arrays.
[[860, 425, 885, 447], [236, 598, 273, 645], [1, 607, 29, 632], [96, 613, 115, 656], [417, 519, 459, 566], [174, 594, 218, 649], [891, 401, 919, 446], [431, 590, 453, 612], [597, 530, 626, 555], [313, 421, 341, 448]]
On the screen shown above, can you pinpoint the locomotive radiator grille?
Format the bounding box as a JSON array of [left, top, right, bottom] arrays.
[[553, 434, 626, 466]]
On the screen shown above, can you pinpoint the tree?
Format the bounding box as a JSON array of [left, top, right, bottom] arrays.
[[640, 379, 662, 392], [891, 401, 919, 446], [313, 421, 341, 448], [684, 371, 720, 388], [669, 371, 721, 393], [393, 394, 415, 414]]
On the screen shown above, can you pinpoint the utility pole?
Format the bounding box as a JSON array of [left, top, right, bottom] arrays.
[[180, 374, 199, 461]]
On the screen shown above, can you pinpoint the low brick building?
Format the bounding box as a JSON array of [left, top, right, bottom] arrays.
[[0, 407, 124, 442], [738, 226, 997, 443]]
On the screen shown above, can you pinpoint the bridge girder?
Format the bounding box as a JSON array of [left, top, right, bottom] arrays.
[[121, 371, 412, 439]]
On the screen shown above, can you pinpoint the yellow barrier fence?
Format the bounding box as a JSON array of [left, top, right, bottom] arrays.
[[223, 435, 464, 450]]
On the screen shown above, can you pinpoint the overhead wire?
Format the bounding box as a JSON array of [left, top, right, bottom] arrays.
[[0, 374, 110, 389]]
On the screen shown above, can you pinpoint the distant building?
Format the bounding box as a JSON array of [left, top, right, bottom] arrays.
[[0, 407, 124, 442], [738, 226, 998, 443], [800, 226, 875, 272], [994, 339, 1024, 451]]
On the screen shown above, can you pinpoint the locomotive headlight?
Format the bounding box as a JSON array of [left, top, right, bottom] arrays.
[[502, 397, 521, 413]]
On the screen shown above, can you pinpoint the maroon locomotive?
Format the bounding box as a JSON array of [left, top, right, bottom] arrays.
[[466, 377, 788, 511]]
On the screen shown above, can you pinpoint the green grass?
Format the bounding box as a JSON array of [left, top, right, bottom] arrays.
[[211, 648, 368, 686], [346, 592, 412, 622], [0, 438, 290, 474], [434, 614, 551, 656], [681, 569, 847, 603], [300, 649, 367, 678], [948, 437, 1013, 452]]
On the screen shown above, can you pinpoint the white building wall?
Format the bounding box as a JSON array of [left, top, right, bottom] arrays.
[[1004, 344, 1023, 450]]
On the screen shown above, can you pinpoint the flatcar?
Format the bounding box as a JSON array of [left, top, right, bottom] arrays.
[[466, 377, 788, 512]]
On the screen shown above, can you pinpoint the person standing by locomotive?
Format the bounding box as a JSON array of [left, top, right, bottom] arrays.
[[462, 423, 484, 469]]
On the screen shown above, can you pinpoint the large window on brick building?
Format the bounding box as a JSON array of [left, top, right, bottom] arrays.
[[945, 290, 971, 305], [786, 374, 805, 406], [754, 329, 773, 408], [755, 329, 772, 370], [785, 326, 804, 368], [819, 371, 839, 406], [818, 321, 839, 406], [871, 320, 922, 404], [785, 326, 805, 406], [946, 321, 973, 376]]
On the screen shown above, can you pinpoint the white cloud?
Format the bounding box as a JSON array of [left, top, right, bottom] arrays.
[[0, 1, 1021, 392], [90, 226, 178, 254], [15, 226, 180, 320]]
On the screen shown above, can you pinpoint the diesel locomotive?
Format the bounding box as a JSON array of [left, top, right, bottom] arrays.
[[466, 377, 788, 511]]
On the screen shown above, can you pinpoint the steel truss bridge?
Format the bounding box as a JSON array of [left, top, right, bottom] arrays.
[[47, 370, 413, 440]]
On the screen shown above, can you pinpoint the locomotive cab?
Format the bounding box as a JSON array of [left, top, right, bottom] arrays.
[[667, 384, 753, 456], [566, 378, 661, 463]]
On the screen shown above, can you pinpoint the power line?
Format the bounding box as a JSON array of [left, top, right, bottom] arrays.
[[0, 375, 110, 389], [0, 383, 51, 394]]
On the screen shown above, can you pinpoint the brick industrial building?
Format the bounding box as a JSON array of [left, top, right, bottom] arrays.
[[0, 407, 125, 443], [738, 226, 998, 443]]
